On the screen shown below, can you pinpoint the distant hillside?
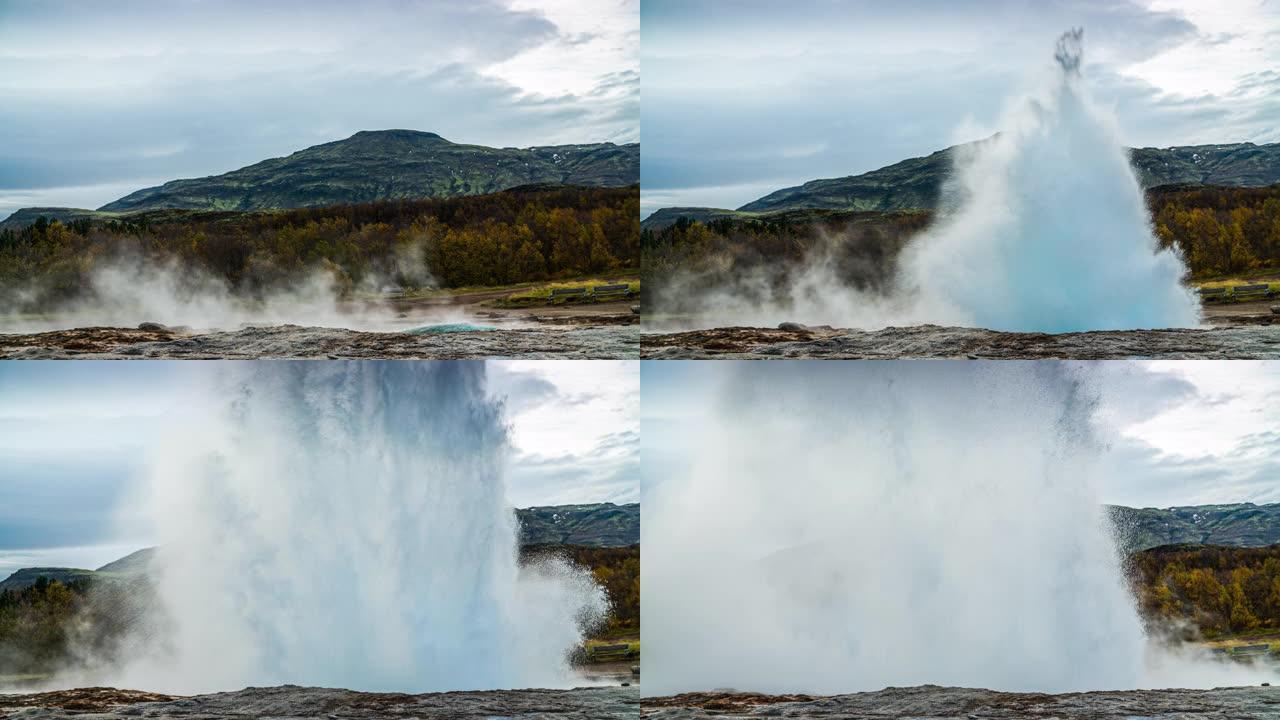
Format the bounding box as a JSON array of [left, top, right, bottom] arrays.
[[0, 503, 639, 593], [646, 141, 1280, 222], [87, 130, 637, 214], [517, 502, 639, 547], [0, 207, 127, 232], [94, 548, 156, 575], [1109, 502, 1280, 554], [0, 567, 96, 593]]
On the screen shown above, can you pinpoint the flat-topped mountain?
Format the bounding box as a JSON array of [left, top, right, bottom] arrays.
[[78, 130, 637, 214], [1108, 502, 1280, 554], [644, 141, 1280, 226]]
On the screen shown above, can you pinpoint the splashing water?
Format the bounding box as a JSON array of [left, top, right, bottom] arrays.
[[900, 29, 1200, 332], [407, 322, 498, 334], [642, 362, 1267, 696], [102, 362, 605, 694]]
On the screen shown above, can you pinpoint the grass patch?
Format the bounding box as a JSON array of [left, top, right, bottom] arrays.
[[491, 278, 640, 308], [1203, 628, 1280, 649], [0, 673, 52, 685]]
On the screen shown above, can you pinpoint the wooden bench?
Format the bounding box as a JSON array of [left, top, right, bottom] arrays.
[[1198, 286, 1228, 298], [587, 643, 639, 662], [550, 287, 588, 300], [592, 283, 632, 298], [1231, 283, 1271, 299]]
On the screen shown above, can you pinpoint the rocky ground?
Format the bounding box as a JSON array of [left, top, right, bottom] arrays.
[[0, 684, 638, 719], [641, 322, 1280, 359], [641, 684, 1280, 719], [0, 322, 637, 359]]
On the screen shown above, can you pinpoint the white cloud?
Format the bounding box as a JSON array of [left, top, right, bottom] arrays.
[[489, 360, 639, 506], [1089, 361, 1280, 507], [0, 0, 638, 214], [484, 0, 638, 99], [1123, 0, 1280, 98], [642, 0, 1277, 210]]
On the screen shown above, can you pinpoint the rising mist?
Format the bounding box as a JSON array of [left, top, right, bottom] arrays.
[[62, 362, 606, 694], [652, 30, 1200, 333], [641, 362, 1268, 696]]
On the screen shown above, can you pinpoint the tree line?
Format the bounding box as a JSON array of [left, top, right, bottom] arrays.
[[1126, 544, 1280, 637], [1149, 185, 1280, 278], [641, 211, 930, 310], [0, 577, 82, 675], [0, 186, 639, 308], [641, 186, 1280, 299], [0, 544, 638, 677]]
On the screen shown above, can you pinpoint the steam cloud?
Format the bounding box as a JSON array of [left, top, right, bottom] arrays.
[[641, 362, 1270, 695], [656, 29, 1199, 332], [0, 239, 471, 333], [66, 362, 605, 694], [901, 28, 1198, 332]]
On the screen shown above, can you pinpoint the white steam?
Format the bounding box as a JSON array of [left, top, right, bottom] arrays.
[[658, 29, 1199, 332], [90, 362, 605, 694], [900, 29, 1198, 332], [0, 242, 508, 333], [641, 362, 1271, 696]]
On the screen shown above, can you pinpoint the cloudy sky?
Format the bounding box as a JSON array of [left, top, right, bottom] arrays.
[[0, 360, 637, 576], [642, 0, 1280, 216], [0, 0, 638, 218], [643, 360, 1280, 510]]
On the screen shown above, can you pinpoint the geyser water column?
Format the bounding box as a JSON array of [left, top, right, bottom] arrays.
[[115, 361, 605, 694], [642, 361, 1147, 696], [899, 29, 1200, 332]]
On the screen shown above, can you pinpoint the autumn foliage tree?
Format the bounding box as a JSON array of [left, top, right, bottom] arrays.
[[0, 186, 639, 310], [1126, 544, 1280, 637]]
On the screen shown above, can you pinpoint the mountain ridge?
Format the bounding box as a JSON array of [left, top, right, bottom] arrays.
[[1108, 502, 1280, 554], [0, 502, 640, 592], [98, 129, 638, 213], [1, 130, 638, 226], [739, 140, 1280, 214], [643, 140, 1280, 228]]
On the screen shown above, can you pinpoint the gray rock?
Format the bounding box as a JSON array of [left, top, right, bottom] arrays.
[[777, 322, 809, 332], [643, 324, 1280, 359], [641, 684, 1280, 719], [1, 325, 639, 359], [135, 322, 171, 333], [1, 684, 638, 719]]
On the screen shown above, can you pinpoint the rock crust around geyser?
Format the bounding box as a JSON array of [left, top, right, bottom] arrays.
[[0, 685, 638, 719], [640, 684, 1280, 719]]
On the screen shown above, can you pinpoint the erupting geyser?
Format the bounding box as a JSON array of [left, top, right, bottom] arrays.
[[901, 29, 1200, 332], [642, 362, 1260, 696], [106, 362, 605, 694]]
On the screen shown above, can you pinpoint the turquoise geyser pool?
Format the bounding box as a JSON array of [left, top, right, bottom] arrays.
[[405, 322, 498, 334]]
